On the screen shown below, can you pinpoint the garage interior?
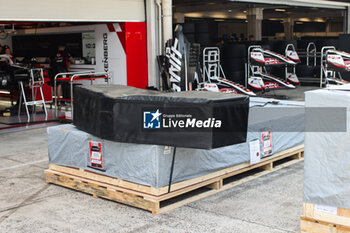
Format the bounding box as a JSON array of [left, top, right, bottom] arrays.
[[1, 1, 350, 232], [0, 1, 348, 130], [0, 21, 148, 132], [170, 0, 349, 95], [173, 1, 345, 40], [0, 22, 103, 132]]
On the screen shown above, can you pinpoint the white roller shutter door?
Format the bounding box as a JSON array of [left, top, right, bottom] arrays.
[[0, 0, 145, 22]]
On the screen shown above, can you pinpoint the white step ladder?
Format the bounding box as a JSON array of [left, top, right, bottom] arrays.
[[18, 68, 48, 121]]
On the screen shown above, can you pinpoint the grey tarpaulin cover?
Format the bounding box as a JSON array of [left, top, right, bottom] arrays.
[[48, 97, 304, 188], [304, 85, 350, 209]]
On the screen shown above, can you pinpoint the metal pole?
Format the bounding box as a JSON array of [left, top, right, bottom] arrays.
[[54, 73, 58, 116], [18, 82, 22, 117], [70, 75, 76, 121], [184, 43, 188, 91], [19, 81, 30, 121], [39, 84, 48, 120]]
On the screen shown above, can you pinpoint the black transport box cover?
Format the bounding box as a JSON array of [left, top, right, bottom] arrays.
[[73, 85, 249, 149]]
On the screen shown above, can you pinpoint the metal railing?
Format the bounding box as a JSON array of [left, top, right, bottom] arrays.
[[54, 71, 111, 120]]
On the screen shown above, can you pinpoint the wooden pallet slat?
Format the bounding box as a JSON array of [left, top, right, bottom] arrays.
[[301, 202, 350, 233], [46, 170, 160, 213], [301, 217, 350, 233], [46, 145, 304, 214]]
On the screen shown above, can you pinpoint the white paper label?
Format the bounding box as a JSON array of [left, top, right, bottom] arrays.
[[314, 204, 337, 215], [164, 146, 172, 155], [91, 151, 101, 160], [264, 140, 271, 147], [249, 139, 261, 165], [261, 130, 273, 157], [65, 111, 72, 120], [91, 159, 101, 164]]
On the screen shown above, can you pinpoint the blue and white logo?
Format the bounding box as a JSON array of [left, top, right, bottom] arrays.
[[143, 109, 162, 129]]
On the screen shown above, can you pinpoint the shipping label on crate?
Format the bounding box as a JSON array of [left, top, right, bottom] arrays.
[[261, 131, 273, 157], [314, 204, 338, 215], [249, 138, 261, 164], [89, 141, 103, 170]]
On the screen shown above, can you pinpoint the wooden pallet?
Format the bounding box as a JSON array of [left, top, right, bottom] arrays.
[[301, 217, 350, 233], [301, 202, 350, 233], [45, 144, 304, 214]]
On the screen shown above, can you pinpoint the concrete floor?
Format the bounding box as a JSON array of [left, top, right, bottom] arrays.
[[0, 127, 303, 233]]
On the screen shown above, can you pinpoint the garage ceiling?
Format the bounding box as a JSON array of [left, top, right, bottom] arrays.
[[173, 0, 345, 22]]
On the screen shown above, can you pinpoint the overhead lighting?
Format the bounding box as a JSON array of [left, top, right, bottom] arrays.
[[296, 22, 303, 24], [211, 13, 229, 18], [268, 18, 282, 21], [228, 9, 232, 12], [275, 9, 286, 12], [184, 13, 204, 18], [243, 10, 247, 13], [298, 18, 311, 22], [314, 18, 325, 23]]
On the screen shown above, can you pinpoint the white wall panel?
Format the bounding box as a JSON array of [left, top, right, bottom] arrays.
[[0, 0, 145, 22]]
